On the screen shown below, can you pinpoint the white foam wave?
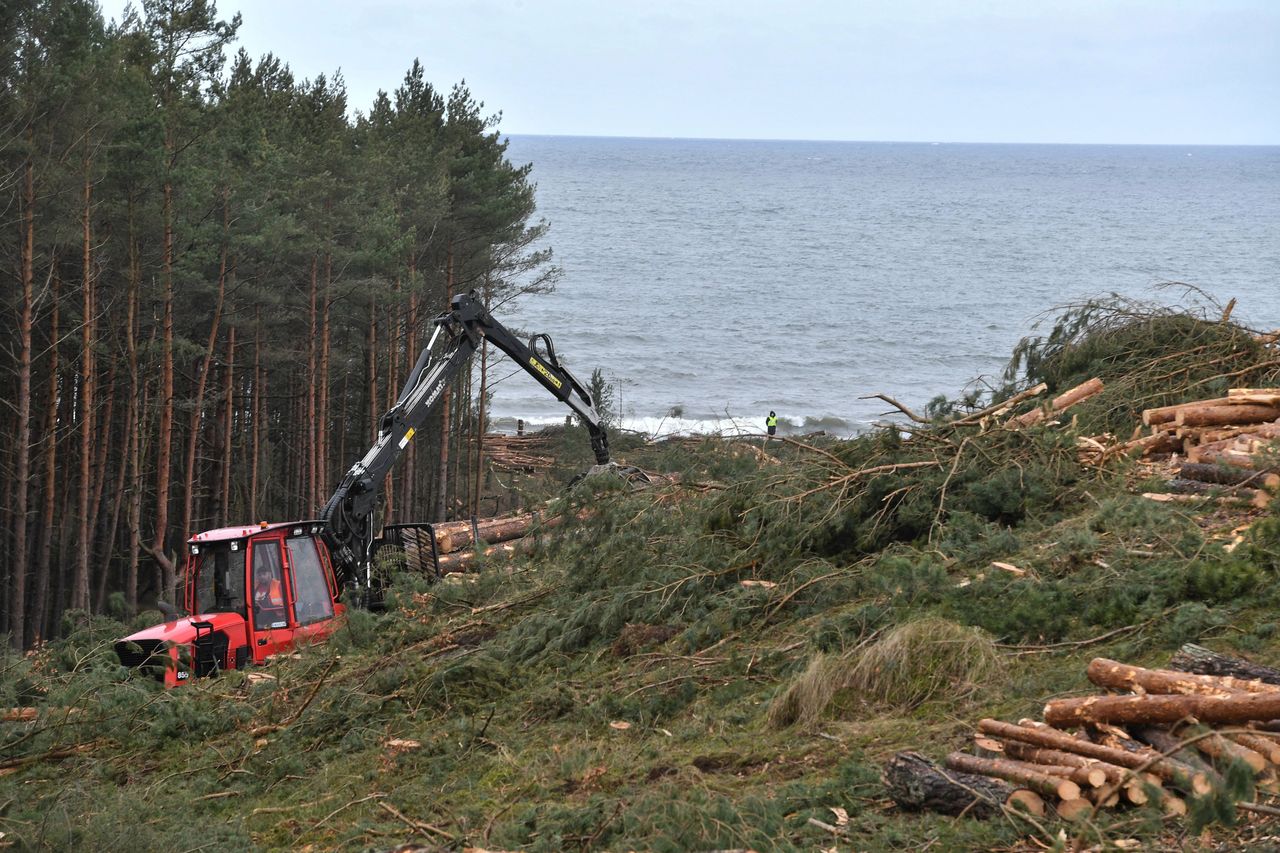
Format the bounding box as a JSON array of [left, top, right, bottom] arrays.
[[488, 412, 864, 439]]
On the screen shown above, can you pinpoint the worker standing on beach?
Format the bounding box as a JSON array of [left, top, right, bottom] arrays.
[[766, 410, 778, 439]]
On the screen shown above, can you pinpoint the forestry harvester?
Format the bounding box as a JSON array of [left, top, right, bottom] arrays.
[[116, 292, 620, 686]]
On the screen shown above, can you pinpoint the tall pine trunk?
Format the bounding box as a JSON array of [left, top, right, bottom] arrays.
[[32, 269, 59, 644], [220, 326, 235, 525], [72, 165, 95, 612], [124, 226, 143, 615], [434, 241, 454, 522], [95, 368, 124, 613], [401, 281, 417, 514], [180, 194, 228, 547], [384, 287, 399, 521], [319, 249, 332, 502], [307, 255, 318, 509], [10, 154, 36, 647], [151, 144, 177, 597], [250, 310, 262, 520]]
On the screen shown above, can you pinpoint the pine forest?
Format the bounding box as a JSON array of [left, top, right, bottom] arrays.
[[1, 0, 555, 649]]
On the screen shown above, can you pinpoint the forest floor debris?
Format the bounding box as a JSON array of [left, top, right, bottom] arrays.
[[4, 296, 1280, 850]]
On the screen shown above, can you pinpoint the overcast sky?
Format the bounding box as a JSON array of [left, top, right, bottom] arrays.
[[97, 0, 1278, 144]]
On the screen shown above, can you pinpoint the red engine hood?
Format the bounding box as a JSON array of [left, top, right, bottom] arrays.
[[121, 611, 247, 645]]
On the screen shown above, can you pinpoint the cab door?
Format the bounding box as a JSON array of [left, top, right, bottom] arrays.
[[284, 533, 339, 644], [248, 534, 296, 661]]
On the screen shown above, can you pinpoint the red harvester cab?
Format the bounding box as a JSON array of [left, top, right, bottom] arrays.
[[115, 521, 346, 687]]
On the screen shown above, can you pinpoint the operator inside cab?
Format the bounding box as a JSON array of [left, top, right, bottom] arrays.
[[253, 546, 285, 624]]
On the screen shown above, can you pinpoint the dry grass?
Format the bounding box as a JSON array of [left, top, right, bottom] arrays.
[[769, 617, 1004, 727]]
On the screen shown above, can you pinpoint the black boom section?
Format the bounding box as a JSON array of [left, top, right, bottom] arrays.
[[319, 291, 611, 589]]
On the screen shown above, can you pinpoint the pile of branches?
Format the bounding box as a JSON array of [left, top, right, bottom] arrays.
[[885, 646, 1280, 825], [998, 292, 1280, 437]]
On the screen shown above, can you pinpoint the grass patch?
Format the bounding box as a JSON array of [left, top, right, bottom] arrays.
[[769, 618, 1003, 728]]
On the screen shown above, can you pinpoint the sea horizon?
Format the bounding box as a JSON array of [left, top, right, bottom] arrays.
[[506, 132, 1280, 149], [493, 135, 1280, 438]]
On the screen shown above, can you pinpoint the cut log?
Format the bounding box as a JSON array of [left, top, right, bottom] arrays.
[[1197, 425, 1263, 444], [945, 752, 1080, 801], [1162, 794, 1189, 816], [1, 708, 37, 722], [950, 383, 1047, 427], [1086, 657, 1280, 698], [1088, 787, 1120, 808], [1178, 462, 1280, 490], [972, 736, 1005, 757], [1230, 388, 1280, 397], [1165, 477, 1270, 505], [1013, 378, 1104, 427], [1224, 730, 1280, 765], [978, 719, 1203, 792], [1044, 691, 1280, 728], [881, 751, 1043, 818], [434, 537, 533, 573], [431, 510, 566, 554], [1168, 644, 1280, 685], [1227, 393, 1280, 407], [1191, 446, 1266, 468], [1140, 491, 1259, 507], [1055, 797, 1095, 821], [996, 757, 1107, 789], [1175, 404, 1280, 429], [998, 741, 1129, 785], [1050, 378, 1104, 411], [1144, 398, 1233, 427], [1125, 430, 1182, 457], [1178, 723, 1268, 774], [1133, 726, 1226, 788]]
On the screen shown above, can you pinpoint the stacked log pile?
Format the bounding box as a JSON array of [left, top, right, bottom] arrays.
[[1128, 389, 1280, 469], [885, 648, 1280, 823], [1099, 388, 1280, 507], [422, 509, 565, 574], [483, 433, 556, 472]]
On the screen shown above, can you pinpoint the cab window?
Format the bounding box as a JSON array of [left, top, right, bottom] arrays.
[[252, 539, 289, 627], [193, 543, 246, 616], [287, 537, 334, 626]]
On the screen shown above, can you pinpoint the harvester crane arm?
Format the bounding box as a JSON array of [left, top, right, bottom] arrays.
[[319, 291, 611, 588]]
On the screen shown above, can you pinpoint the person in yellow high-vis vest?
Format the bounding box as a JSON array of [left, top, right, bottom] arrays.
[[766, 410, 778, 438]]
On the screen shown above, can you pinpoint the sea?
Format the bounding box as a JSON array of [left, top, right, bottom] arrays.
[[489, 136, 1280, 438]]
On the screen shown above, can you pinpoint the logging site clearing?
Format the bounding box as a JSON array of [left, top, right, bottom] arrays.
[[7, 292, 1280, 852]]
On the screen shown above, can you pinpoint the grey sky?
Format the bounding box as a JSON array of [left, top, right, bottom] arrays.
[[99, 0, 1278, 144]]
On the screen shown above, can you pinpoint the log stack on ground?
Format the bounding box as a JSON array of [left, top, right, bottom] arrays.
[[422, 507, 564, 575], [1107, 389, 1280, 507], [884, 646, 1280, 822], [483, 433, 555, 472], [1126, 389, 1280, 473]]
